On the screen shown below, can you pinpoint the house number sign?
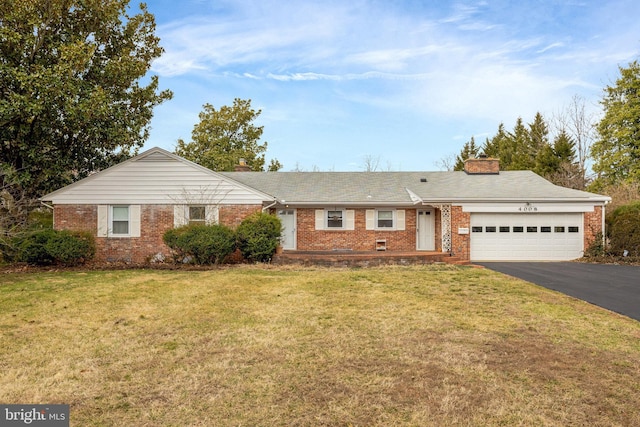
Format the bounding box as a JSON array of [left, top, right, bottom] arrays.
[[518, 203, 538, 212]]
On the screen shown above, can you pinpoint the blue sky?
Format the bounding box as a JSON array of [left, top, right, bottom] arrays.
[[141, 0, 640, 171]]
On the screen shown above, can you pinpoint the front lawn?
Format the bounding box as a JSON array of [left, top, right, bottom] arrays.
[[1, 265, 639, 426]]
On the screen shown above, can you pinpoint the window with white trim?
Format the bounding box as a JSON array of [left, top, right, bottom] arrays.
[[327, 210, 344, 228], [376, 210, 394, 228], [111, 206, 130, 235], [188, 205, 206, 225]]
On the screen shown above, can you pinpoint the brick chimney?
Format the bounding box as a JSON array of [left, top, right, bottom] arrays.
[[234, 158, 251, 172], [463, 154, 500, 174]]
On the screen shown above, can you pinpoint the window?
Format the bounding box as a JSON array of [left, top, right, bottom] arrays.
[[555, 226, 565, 233], [327, 210, 344, 228], [541, 226, 551, 233], [485, 226, 496, 232], [188, 206, 206, 225], [527, 226, 538, 232], [472, 226, 483, 232], [513, 226, 524, 233], [111, 206, 129, 235], [568, 226, 579, 233], [499, 226, 510, 232], [377, 210, 394, 228]]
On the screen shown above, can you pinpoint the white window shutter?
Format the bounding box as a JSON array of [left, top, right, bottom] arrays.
[[130, 205, 141, 237], [366, 210, 375, 230], [396, 210, 405, 230], [174, 205, 187, 227], [315, 210, 324, 230], [97, 205, 108, 237], [345, 210, 355, 230], [206, 206, 219, 225]]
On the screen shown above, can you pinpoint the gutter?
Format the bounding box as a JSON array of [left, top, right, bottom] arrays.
[[40, 201, 54, 210]]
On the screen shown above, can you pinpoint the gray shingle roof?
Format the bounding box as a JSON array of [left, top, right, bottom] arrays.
[[220, 171, 609, 205]]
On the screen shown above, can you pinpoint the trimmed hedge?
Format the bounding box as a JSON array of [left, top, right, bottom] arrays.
[[14, 229, 95, 266], [607, 201, 640, 256], [163, 224, 237, 264], [236, 212, 283, 262]]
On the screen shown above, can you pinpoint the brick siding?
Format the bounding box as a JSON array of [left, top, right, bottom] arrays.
[[450, 206, 471, 260], [295, 208, 421, 252], [584, 206, 603, 251], [54, 204, 262, 263]]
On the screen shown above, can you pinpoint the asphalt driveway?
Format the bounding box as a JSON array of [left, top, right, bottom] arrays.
[[478, 262, 640, 321]]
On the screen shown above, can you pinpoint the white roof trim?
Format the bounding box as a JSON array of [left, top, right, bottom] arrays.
[[41, 147, 276, 202]]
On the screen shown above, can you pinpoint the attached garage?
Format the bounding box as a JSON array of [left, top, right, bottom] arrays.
[[470, 212, 583, 261]]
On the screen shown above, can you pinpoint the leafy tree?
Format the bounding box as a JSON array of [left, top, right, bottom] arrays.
[[591, 60, 640, 190], [176, 98, 281, 172], [552, 95, 595, 189], [0, 0, 172, 205]]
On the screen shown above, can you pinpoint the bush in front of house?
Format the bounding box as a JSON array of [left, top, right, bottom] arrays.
[[14, 229, 95, 266], [607, 201, 640, 256], [163, 224, 237, 264], [236, 212, 283, 262]]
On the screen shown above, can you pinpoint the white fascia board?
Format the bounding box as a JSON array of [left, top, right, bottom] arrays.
[[423, 196, 611, 204], [275, 201, 417, 208], [460, 202, 598, 213]]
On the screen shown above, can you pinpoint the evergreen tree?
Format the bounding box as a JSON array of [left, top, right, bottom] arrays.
[[591, 60, 640, 190], [453, 136, 481, 171]]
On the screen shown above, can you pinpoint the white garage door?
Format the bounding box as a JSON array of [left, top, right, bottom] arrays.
[[470, 213, 583, 261]]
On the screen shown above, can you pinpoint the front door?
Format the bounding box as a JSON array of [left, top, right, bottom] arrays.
[[277, 209, 296, 250], [417, 209, 435, 250]]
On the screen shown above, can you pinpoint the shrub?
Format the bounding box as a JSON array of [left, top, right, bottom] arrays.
[[16, 229, 57, 265], [46, 230, 96, 266], [236, 212, 283, 262], [607, 201, 640, 256], [163, 224, 236, 264], [14, 229, 95, 266]]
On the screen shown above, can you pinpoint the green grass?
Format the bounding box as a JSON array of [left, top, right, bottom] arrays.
[[1, 265, 639, 426]]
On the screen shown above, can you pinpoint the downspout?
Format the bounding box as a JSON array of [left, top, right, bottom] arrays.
[[41, 201, 55, 230], [262, 200, 277, 212], [602, 201, 608, 247], [40, 201, 54, 210]]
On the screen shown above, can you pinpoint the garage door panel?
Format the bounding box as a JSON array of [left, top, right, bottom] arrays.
[[470, 213, 583, 261]]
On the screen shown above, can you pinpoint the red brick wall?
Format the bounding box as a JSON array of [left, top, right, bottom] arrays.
[[54, 204, 262, 263], [295, 208, 418, 251], [450, 206, 471, 260], [55, 204, 98, 232], [584, 206, 604, 251], [219, 205, 262, 228]]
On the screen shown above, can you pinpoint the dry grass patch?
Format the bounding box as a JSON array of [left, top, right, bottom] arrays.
[[1, 265, 639, 426]]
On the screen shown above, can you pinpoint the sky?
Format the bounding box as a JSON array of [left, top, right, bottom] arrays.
[[139, 0, 640, 171]]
